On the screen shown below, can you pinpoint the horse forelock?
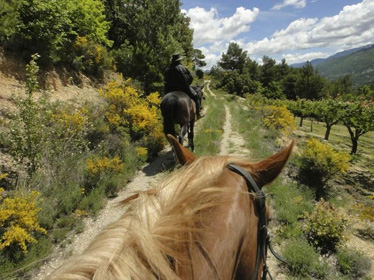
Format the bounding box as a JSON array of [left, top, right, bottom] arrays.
[[48, 156, 254, 280]]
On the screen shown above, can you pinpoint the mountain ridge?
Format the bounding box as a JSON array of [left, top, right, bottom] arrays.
[[290, 44, 374, 85]]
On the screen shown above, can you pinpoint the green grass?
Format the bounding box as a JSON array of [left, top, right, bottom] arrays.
[[194, 93, 226, 156]]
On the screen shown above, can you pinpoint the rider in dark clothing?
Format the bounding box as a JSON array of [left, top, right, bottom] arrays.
[[164, 53, 204, 119]]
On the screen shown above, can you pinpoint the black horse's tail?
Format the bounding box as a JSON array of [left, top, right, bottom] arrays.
[[160, 94, 177, 137]]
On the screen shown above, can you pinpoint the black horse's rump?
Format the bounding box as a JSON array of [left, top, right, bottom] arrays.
[[161, 85, 204, 151]]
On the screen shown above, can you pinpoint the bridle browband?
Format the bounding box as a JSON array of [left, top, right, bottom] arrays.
[[227, 163, 287, 280]]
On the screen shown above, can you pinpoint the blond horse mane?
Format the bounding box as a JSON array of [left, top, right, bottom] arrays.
[[48, 155, 253, 280]]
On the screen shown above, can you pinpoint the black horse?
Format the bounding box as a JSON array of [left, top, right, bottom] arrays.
[[160, 85, 204, 151]]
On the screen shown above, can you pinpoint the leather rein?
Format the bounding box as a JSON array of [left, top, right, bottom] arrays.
[[227, 164, 287, 280]]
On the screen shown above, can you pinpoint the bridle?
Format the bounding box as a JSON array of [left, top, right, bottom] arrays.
[[227, 164, 287, 280]]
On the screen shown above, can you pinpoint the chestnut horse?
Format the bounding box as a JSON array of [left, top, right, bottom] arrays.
[[48, 135, 294, 280], [161, 85, 204, 151]]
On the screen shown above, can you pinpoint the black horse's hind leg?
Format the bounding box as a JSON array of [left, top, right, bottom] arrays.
[[188, 120, 195, 151]]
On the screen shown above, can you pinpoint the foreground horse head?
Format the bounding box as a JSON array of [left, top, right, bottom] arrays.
[[161, 84, 204, 151], [48, 136, 294, 280]]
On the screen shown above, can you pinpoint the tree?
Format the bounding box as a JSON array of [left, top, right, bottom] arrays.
[[296, 62, 326, 100], [263, 81, 285, 99], [260, 56, 279, 87], [108, 0, 193, 94], [282, 71, 298, 100], [341, 101, 374, 154], [314, 99, 345, 140], [193, 48, 206, 69], [218, 42, 247, 73], [242, 58, 260, 80], [0, 0, 21, 43], [287, 99, 315, 127], [196, 69, 204, 79], [6, 0, 111, 64], [325, 75, 355, 99], [358, 85, 374, 99]]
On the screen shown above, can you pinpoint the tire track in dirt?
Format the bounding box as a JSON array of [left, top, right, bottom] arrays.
[[220, 105, 250, 157], [203, 80, 216, 98]]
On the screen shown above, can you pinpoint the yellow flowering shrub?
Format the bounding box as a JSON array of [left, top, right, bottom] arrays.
[[84, 156, 125, 197], [302, 138, 350, 174], [135, 147, 148, 157], [52, 107, 88, 136], [146, 92, 161, 106], [0, 188, 46, 253], [86, 156, 124, 176], [262, 105, 296, 135], [100, 78, 165, 156], [297, 138, 350, 198]]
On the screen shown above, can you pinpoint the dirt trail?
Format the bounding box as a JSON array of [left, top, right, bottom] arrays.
[[203, 80, 216, 97], [220, 105, 250, 157]]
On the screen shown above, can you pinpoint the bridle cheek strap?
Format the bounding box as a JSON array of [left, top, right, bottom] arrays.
[[227, 164, 269, 280]]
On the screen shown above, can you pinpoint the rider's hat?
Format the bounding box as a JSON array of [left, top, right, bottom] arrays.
[[171, 53, 184, 62]]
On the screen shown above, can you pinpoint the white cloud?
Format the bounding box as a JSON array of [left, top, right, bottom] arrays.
[[282, 52, 331, 64], [245, 0, 374, 58], [187, 0, 374, 68], [272, 0, 306, 10], [183, 6, 259, 46]]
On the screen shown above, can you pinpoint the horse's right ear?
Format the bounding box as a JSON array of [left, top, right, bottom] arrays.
[[167, 134, 197, 165]]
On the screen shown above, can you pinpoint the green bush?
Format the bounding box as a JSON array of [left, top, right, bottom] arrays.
[[0, 236, 52, 279], [282, 238, 321, 277], [296, 138, 350, 199], [337, 247, 371, 278], [303, 199, 348, 253], [270, 181, 314, 225], [78, 187, 105, 216]]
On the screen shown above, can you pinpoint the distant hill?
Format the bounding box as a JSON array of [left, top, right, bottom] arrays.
[[291, 44, 374, 85]]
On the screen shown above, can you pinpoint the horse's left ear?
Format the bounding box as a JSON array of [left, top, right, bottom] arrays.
[[201, 83, 205, 89], [167, 134, 197, 165], [245, 141, 295, 188]]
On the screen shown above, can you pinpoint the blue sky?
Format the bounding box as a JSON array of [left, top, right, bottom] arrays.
[[181, 0, 374, 69]]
